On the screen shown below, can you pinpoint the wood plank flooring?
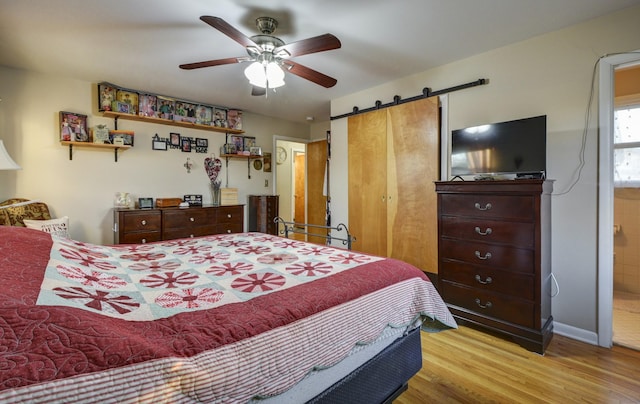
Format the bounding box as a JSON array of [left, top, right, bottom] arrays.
[[395, 326, 640, 403]]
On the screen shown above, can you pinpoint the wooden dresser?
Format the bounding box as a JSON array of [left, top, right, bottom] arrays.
[[247, 195, 279, 235], [435, 180, 553, 354], [114, 205, 244, 244]]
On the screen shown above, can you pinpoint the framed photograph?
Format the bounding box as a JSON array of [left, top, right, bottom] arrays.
[[181, 138, 192, 152], [157, 96, 175, 119], [138, 198, 154, 209], [139, 94, 158, 117], [230, 135, 244, 151], [263, 152, 272, 172], [195, 138, 208, 153], [214, 107, 227, 127], [109, 130, 134, 146], [243, 136, 256, 151], [249, 146, 262, 156], [116, 90, 138, 114], [221, 143, 237, 155], [98, 83, 117, 112], [196, 105, 213, 125], [183, 194, 203, 206], [170, 132, 181, 147], [152, 138, 167, 150], [60, 111, 88, 142], [227, 109, 243, 130], [93, 124, 110, 144], [112, 101, 131, 114]]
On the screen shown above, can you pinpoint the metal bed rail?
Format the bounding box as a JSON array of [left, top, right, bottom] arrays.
[[274, 217, 354, 250]]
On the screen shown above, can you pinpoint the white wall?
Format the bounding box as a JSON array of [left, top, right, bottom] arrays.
[[330, 6, 640, 338], [0, 66, 310, 244]]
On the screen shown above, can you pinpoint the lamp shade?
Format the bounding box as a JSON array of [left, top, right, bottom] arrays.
[[0, 140, 21, 170]]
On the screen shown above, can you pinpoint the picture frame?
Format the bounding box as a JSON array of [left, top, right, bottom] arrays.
[[138, 198, 154, 209], [152, 136, 167, 150], [183, 194, 203, 206], [112, 101, 131, 114], [227, 109, 243, 130], [230, 135, 244, 151], [195, 138, 208, 153], [249, 146, 262, 156], [181, 138, 192, 152], [157, 96, 175, 119], [214, 108, 227, 127], [263, 152, 272, 172], [196, 105, 213, 125], [170, 132, 181, 147], [221, 143, 237, 155], [109, 130, 134, 146], [139, 94, 158, 118], [60, 111, 89, 142], [98, 83, 117, 112], [116, 89, 138, 114], [243, 136, 256, 151]]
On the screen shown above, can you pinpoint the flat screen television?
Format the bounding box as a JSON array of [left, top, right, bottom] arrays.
[[450, 115, 546, 178]]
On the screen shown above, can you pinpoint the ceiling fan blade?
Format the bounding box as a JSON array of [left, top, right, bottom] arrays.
[[274, 34, 341, 58], [179, 57, 246, 70], [284, 61, 337, 88], [251, 86, 267, 96], [200, 16, 258, 48]]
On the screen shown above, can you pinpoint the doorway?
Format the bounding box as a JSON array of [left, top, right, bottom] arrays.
[[275, 138, 307, 227], [598, 51, 640, 349]]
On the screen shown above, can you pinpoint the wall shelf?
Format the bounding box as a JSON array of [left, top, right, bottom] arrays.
[[61, 141, 131, 162], [221, 154, 263, 183], [102, 111, 245, 134]]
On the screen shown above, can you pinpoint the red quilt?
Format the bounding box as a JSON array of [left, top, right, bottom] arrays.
[[0, 226, 455, 402]]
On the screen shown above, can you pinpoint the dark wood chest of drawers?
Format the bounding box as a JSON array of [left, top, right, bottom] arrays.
[[114, 205, 244, 244], [436, 180, 553, 354], [247, 195, 279, 235]]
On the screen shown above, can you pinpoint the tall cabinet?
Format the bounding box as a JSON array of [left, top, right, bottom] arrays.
[[248, 195, 279, 235], [435, 180, 553, 354], [348, 97, 440, 273]]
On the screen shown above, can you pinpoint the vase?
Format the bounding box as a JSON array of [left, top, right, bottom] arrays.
[[211, 186, 221, 207]]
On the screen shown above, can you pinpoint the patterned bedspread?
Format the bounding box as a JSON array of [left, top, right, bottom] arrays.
[[0, 226, 456, 403]]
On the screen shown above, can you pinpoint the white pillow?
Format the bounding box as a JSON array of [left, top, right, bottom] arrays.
[[24, 216, 70, 238]]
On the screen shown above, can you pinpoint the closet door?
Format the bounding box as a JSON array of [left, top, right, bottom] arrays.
[[387, 97, 440, 272], [307, 139, 328, 244], [348, 109, 388, 256]]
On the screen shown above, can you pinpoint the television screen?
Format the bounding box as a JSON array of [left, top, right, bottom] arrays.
[[450, 115, 546, 177]]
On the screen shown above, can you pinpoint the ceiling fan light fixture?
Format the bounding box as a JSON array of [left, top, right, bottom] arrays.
[[266, 62, 285, 88], [244, 61, 285, 89], [244, 61, 267, 87]]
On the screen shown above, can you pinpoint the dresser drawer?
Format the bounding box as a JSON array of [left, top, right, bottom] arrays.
[[216, 206, 243, 224], [216, 222, 244, 234], [440, 239, 534, 273], [163, 225, 218, 240], [120, 232, 162, 244], [441, 282, 535, 328], [439, 260, 534, 300], [440, 216, 534, 247], [121, 211, 161, 232], [163, 208, 215, 228], [440, 194, 534, 221]]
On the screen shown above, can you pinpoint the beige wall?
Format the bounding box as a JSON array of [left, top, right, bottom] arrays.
[[330, 6, 640, 338], [0, 66, 310, 244]]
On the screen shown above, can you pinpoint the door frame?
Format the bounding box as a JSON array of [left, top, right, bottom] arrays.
[[273, 136, 309, 224], [597, 51, 640, 347]]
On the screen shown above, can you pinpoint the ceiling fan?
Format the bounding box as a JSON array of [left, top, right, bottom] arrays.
[[179, 16, 341, 96]]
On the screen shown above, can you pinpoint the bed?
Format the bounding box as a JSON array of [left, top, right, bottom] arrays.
[[0, 226, 456, 403]]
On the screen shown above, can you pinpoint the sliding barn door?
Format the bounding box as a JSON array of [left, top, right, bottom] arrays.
[[387, 97, 440, 272], [348, 109, 388, 256], [348, 97, 440, 273], [306, 139, 328, 244]]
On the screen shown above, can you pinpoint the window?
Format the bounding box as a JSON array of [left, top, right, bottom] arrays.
[[614, 104, 640, 187]]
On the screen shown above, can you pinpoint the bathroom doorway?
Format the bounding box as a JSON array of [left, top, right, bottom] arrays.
[[612, 63, 640, 350]]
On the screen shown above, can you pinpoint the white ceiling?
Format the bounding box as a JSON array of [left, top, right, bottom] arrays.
[[1, 0, 639, 124]]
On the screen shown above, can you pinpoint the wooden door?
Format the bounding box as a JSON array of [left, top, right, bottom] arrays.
[[307, 140, 328, 244], [348, 109, 388, 256], [294, 152, 306, 225], [386, 97, 440, 272]]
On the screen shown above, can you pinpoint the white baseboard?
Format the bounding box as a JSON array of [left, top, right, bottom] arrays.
[[553, 321, 598, 345]]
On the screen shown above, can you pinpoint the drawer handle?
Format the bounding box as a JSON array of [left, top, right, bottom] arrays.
[[475, 298, 493, 309], [227, 214, 232, 218], [141, 238, 147, 243], [226, 229, 232, 233], [190, 234, 194, 238], [474, 202, 492, 211], [475, 251, 492, 260], [474, 226, 492, 236], [190, 217, 195, 222], [141, 220, 147, 226], [475, 274, 493, 284]]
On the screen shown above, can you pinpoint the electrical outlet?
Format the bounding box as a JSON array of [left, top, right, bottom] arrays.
[[264, 179, 269, 187]]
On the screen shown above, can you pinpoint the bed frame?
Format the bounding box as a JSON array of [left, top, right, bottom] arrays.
[[274, 217, 354, 250]]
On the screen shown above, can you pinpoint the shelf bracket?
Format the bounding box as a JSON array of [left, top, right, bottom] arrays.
[[68, 144, 73, 160], [225, 157, 230, 188], [113, 115, 119, 130], [247, 158, 251, 179], [114, 147, 119, 162]]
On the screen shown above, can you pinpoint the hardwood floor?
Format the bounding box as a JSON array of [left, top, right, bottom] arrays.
[[395, 326, 640, 403]]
